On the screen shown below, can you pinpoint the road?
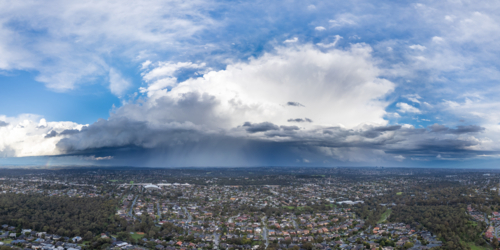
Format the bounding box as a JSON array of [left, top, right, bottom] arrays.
[[128, 195, 139, 221], [128, 195, 137, 216], [261, 217, 269, 249], [291, 215, 299, 229], [182, 207, 192, 223], [212, 232, 220, 249], [488, 214, 500, 239], [156, 202, 161, 222], [228, 213, 240, 223]]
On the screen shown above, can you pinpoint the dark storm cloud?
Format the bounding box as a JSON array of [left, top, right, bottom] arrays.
[[263, 126, 302, 138], [55, 118, 313, 167], [243, 122, 280, 133], [372, 125, 402, 132], [286, 102, 305, 107], [0, 121, 8, 127], [45, 129, 81, 139], [55, 112, 496, 165], [45, 130, 58, 138], [280, 125, 300, 131], [453, 125, 485, 133], [362, 125, 402, 138], [287, 118, 312, 123], [59, 129, 81, 135], [428, 124, 485, 134], [57, 117, 205, 153], [264, 124, 495, 160]]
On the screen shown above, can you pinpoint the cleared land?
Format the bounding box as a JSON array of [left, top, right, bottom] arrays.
[[466, 242, 492, 250], [130, 233, 145, 240], [377, 209, 392, 223]]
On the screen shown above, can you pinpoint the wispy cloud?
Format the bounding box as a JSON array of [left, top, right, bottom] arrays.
[[283, 37, 299, 43], [0, 0, 216, 93], [396, 103, 421, 114], [329, 13, 358, 27]]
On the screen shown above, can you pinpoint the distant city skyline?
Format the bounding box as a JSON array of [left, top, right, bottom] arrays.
[[1, 0, 500, 167]]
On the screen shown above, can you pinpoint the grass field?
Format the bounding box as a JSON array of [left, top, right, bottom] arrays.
[[78, 240, 90, 247], [377, 209, 392, 223], [283, 206, 307, 211], [109, 180, 118, 182], [130, 233, 145, 240], [466, 242, 492, 250], [396, 192, 403, 195]]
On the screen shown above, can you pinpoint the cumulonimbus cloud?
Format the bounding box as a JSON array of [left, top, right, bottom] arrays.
[[0, 44, 495, 165]]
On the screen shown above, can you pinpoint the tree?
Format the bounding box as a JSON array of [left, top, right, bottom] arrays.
[[492, 237, 499, 248], [302, 242, 313, 250], [403, 242, 414, 249], [84, 231, 93, 241], [149, 230, 156, 238], [117, 232, 129, 241]]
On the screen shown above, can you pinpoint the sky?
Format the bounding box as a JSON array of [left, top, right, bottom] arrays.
[[1, 0, 500, 168]]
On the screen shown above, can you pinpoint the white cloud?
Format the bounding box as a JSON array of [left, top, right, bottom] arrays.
[[456, 12, 500, 44], [445, 15, 455, 22], [422, 102, 433, 108], [409, 44, 426, 51], [142, 62, 206, 82], [85, 155, 113, 160], [134, 43, 394, 129], [329, 14, 357, 27], [0, 0, 215, 91], [316, 35, 342, 48], [307, 5, 316, 11], [432, 36, 445, 43], [140, 61, 206, 95], [283, 37, 299, 43], [385, 112, 401, 119], [396, 102, 421, 113], [141, 60, 153, 70], [109, 68, 132, 97], [1, 43, 396, 160], [404, 94, 421, 104], [0, 114, 84, 157], [394, 155, 405, 161], [315, 26, 326, 31]]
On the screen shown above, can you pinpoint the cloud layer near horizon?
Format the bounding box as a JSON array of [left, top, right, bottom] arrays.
[[0, 44, 495, 166]]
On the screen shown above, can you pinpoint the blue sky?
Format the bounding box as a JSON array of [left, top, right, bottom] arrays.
[[1, 0, 500, 167]]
